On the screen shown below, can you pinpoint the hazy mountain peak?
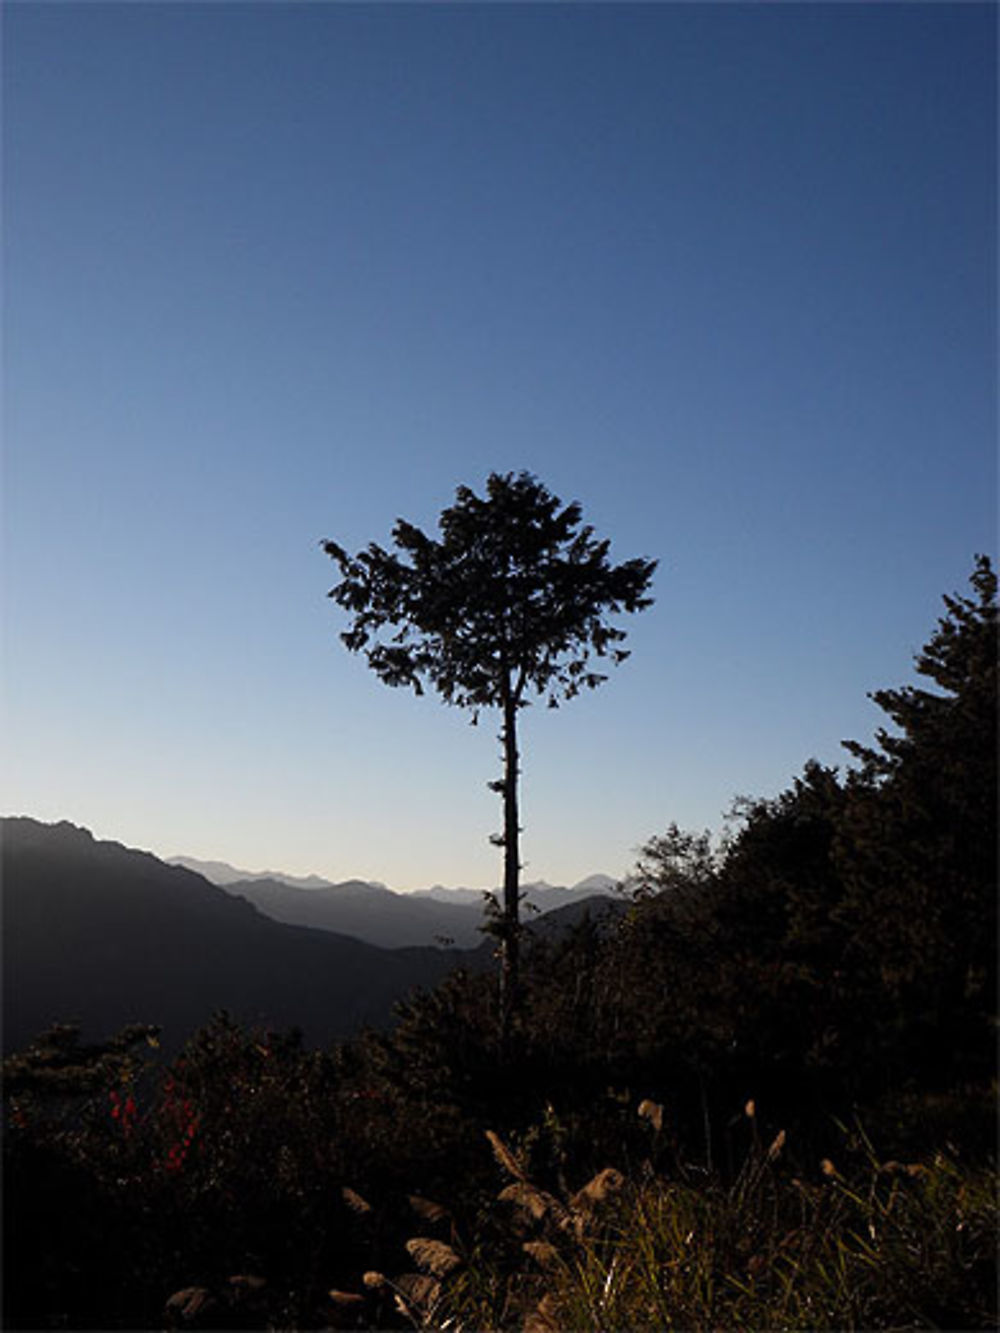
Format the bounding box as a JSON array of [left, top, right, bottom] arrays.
[[168, 855, 339, 891], [571, 873, 619, 894], [170, 858, 619, 899]]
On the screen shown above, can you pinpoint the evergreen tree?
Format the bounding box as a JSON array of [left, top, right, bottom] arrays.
[[838, 555, 998, 1088], [323, 472, 656, 1037]]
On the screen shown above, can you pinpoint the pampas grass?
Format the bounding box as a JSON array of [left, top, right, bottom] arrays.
[[341, 1185, 373, 1215], [408, 1194, 451, 1224], [571, 1166, 625, 1214], [405, 1237, 462, 1278], [485, 1128, 527, 1182], [637, 1098, 664, 1133], [424, 1114, 997, 1332]]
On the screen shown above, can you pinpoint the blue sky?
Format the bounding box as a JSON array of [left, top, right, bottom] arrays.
[[4, 2, 996, 890]]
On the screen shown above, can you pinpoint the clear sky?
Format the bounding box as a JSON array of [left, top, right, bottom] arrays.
[[3, 2, 996, 890]]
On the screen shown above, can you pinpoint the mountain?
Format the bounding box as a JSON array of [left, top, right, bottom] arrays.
[[223, 876, 618, 949], [570, 873, 619, 895], [2, 819, 473, 1055], [167, 855, 343, 891], [522, 893, 628, 944], [408, 874, 618, 905], [225, 876, 484, 949], [518, 879, 620, 913], [411, 885, 485, 905]]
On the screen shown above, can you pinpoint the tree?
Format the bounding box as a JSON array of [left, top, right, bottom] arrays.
[[837, 554, 998, 1088], [323, 471, 656, 1037]]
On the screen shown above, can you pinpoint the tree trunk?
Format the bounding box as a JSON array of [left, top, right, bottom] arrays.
[[499, 691, 521, 1047]]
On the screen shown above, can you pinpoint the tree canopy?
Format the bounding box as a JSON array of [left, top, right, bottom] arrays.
[[323, 470, 656, 715], [323, 471, 657, 1039]]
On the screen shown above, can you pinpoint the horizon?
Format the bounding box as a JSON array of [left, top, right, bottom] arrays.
[[4, 4, 996, 891], [1, 812, 620, 896], [162, 858, 620, 896]]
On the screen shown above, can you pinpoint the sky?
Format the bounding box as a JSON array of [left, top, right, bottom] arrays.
[[3, 2, 996, 891]]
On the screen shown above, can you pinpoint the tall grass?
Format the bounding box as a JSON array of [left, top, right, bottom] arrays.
[[426, 1121, 997, 1332]]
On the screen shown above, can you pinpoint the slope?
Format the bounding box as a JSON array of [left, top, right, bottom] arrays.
[[2, 819, 469, 1053]]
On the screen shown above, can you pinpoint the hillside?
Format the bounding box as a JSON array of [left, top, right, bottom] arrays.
[[1, 818, 473, 1053], [220, 873, 617, 948]]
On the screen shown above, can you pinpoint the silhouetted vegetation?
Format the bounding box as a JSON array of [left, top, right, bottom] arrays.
[[4, 558, 996, 1329], [324, 471, 655, 1035]]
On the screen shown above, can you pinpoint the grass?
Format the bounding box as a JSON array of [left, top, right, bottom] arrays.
[[421, 1119, 998, 1332]]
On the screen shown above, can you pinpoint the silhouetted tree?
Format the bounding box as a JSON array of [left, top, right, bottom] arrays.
[[323, 471, 656, 1037], [838, 554, 998, 1088]]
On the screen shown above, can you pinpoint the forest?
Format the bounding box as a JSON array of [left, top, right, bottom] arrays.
[[3, 556, 996, 1331]]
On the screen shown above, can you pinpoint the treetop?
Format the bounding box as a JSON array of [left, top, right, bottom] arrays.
[[323, 471, 656, 713]]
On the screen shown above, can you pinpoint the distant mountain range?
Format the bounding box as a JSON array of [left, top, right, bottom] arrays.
[[2, 819, 619, 1054], [2, 819, 471, 1054], [167, 855, 351, 891], [168, 857, 618, 949]]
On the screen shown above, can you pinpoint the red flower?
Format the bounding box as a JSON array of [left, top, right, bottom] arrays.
[[164, 1144, 185, 1172], [109, 1088, 138, 1135]]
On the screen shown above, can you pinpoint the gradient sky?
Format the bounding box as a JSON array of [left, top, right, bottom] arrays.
[[3, 2, 996, 890]]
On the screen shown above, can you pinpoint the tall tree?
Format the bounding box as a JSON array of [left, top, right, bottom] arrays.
[[837, 554, 998, 1087], [323, 471, 656, 1036]]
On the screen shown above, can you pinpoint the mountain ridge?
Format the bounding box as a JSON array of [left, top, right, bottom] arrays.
[[3, 818, 620, 1052], [219, 873, 618, 949], [1, 818, 475, 1053], [168, 854, 617, 899]]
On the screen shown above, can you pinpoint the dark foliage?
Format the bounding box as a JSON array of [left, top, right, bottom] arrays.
[[323, 472, 656, 712], [837, 554, 998, 1093], [3, 558, 996, 1329]]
